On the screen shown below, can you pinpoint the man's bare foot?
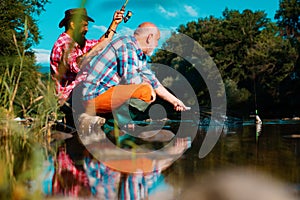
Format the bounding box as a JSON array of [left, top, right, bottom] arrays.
[[78, 113, 106, 136]]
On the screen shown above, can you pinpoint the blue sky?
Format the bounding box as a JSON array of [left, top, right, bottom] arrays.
[[34, 0, 280, 67]]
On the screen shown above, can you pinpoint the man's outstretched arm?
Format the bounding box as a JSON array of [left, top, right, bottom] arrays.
[[155, 85, 189, 111]]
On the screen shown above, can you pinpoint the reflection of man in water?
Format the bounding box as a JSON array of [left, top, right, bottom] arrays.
[[83, 137, 190, 199], [48, 137, 190, 198]]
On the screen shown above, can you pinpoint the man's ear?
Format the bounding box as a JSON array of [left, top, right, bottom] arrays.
[[146, 34, 153, 44], [70, 21, 75, 30]]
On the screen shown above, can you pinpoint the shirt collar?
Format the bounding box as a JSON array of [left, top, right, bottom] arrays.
[[131, 36, 146, 61], [136, 49, 146, 60], [61, 32, 79, 48]]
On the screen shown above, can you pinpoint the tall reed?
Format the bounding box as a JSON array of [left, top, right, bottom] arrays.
[[0, 17, 62, 199]]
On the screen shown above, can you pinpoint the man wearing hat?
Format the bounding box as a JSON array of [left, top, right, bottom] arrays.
[[50, 8, 124, 127]]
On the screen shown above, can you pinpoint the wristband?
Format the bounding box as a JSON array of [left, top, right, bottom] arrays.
[[110, 29, 116, 33], [104, 29, 117, 38]]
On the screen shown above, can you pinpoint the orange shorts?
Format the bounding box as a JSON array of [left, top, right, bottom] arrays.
[[103, 157, 154, 173], [87, 84, 153, 114]]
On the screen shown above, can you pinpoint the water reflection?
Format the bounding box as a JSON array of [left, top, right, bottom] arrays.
[[165, 119, 300, 199], [44, 125, 190, 199], [44, 119, 300, 199]]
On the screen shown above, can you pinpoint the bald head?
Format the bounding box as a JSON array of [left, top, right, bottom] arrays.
[[134, 22, 159, 37], [134, 22, 160, 56]]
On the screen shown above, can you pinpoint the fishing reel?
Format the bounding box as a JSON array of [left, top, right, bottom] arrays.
[[123, 10, 132, 23]]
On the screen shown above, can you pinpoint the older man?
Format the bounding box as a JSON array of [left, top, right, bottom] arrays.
[[75, 22, 189, 136], [80, 22, 188, 115]]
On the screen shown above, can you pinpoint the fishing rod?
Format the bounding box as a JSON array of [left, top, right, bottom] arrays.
[[114, 0, 132, 23], [121, 0, 132, 23]]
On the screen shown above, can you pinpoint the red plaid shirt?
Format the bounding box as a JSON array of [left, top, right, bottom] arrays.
[[50, 32, 100, 102], [52, 147, 91, 197]]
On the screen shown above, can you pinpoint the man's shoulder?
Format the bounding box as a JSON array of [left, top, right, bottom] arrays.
[[111, 35, 137, 50], [53, 33, 72, 47]]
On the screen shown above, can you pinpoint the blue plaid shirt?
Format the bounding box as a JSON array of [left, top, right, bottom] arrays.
[[81, 35, 161, 101]]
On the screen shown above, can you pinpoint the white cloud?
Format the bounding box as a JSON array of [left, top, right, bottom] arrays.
[[159, 28, 175, 44], [92, 25, 107, 33], [33, 48, 51, 64], [92, 25, 134, 37], [119, 26, 134, 36], [158, 5, 178, 18], [184, 5, 198, 17]]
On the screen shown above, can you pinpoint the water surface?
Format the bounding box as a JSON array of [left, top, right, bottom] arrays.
[[162, 120, 300, 199]]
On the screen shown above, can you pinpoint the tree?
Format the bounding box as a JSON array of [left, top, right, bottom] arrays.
[[275, 0, 300, 40], [0, 0, 49, 116], [152, 9, 297, 116], [0, 0, 48, 56], [275, 0, 300, 115]]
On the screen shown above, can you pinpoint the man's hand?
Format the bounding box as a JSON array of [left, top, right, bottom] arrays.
[[173, 100, 189, 111], [155, 85, 190, 112], [113, 10, 125, 24]]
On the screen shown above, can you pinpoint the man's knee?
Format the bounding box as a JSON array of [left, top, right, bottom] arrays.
[[136, 84, 153, 102]]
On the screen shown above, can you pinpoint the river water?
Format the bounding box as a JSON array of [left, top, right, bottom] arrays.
[[48, 119, 300, 199], [160, 119, 300, 199]]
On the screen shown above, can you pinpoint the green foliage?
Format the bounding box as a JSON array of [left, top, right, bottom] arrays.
[[0, 0, 48, 56], [246, 24, 296, 99], [0, 43, 59, 198], [275, 0, 300, 111], [0, 1, 63, 198], [224, 79, 251, 107], [152, 8, 297, 115], [275, 0, 300, 40], [0, 0, 50, 118], [0, 111, 46, 200]]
